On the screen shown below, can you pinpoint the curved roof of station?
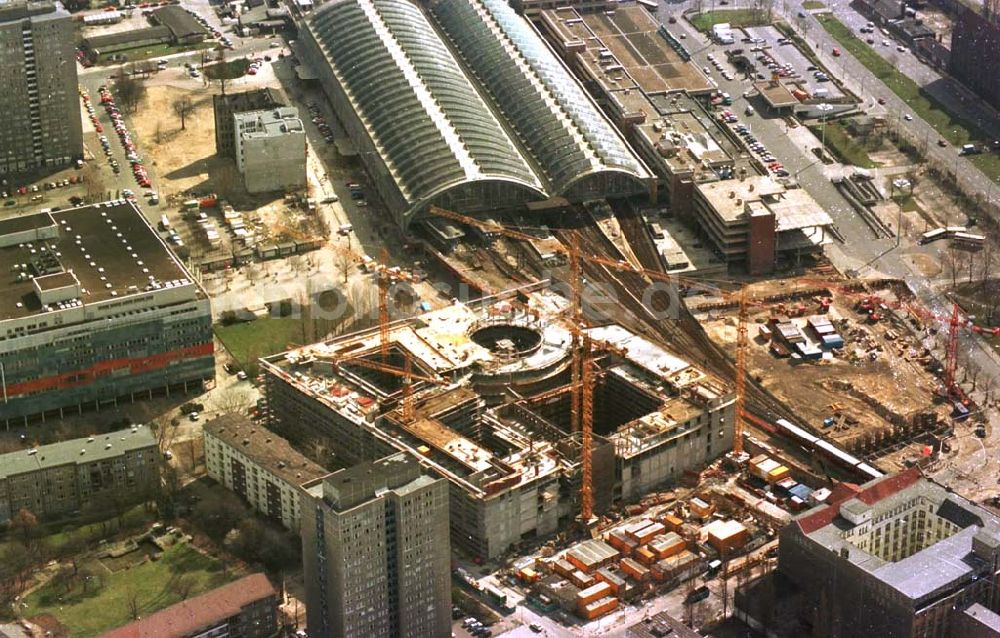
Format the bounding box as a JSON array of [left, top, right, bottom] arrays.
[[305, 0, 545, 214], [428, 0, 650, 194]]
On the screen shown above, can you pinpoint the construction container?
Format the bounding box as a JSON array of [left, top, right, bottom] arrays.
[[652, 550, 699, 582], [566, 539, 619, 573], [619, 557, 650, 582], [705, 520, 749, 554], [606, 529, 638, 556], [580, 596, 618, 620], [552, 559, 575, 578], [635, 546, 656, 566], [576, 581, 612, 609], [648, 532, 686, 559], [821, 334, 845, 349], [631, 522, 666, 545], [623, 519, 654, 540], [690, 498, 714, 519], [569, 570, 594, 589], [518, 567, 540, 583], [758, 324, 772, 340], [595, 568, 625, 595], [751, 457, 782, 482], [662, 514, 684, 531]]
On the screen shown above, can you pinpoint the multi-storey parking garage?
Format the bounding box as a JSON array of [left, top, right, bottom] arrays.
[[297, 0, 651, 228]]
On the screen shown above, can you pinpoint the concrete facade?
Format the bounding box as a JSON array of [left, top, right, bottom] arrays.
[[213, 89, 283, 159], [302, 453, 451, 638], [949, 7, 1000, 110], [0, 425, 159, 523], [0, 201, 215, 425], [0, 0, 83, 176], [203, 413, 328, 532], [233, 107, 306, 194]]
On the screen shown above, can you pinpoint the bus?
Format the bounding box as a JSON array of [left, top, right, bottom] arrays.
[[919, 228, 947, 244], [952, 232, 985, 248], [648, 222, 665, 239]]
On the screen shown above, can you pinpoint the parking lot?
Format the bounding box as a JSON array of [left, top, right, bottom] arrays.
[[743, 25, 846, 99]]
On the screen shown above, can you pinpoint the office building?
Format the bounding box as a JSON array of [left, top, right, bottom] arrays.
[[0, 201, 215, 425], [212, 88, 284, 158], [233, 107, 307, 194], [261, 288, 734, 559], [771, 468, 1000, 638], [204, 413, 328, 532], [297, 0, 650, 230], [101, 573, 279, 638], [0, 425, 159, 523], [0, 0, 83, 176], [302, 453, 451, 638]]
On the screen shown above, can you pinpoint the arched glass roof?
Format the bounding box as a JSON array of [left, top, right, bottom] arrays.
[[306, 0, 543, 207], [429, 0, 650, 194]]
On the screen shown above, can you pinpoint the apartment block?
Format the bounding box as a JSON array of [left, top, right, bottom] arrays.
[[302, 453, 451, 638], [101, 573, 279, 638], [0, 201, 215, 425], [233, 106, 306, 194], [203, 413, 328, 532], [0, 0, 83, 176], [0, 425, 159, 523]]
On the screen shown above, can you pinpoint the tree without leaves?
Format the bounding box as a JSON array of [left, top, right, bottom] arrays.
[[126, 587, 141, 620], [169, 574, 197, 601], [114, 70, 146, 114], [172, 97, 195, 131], [11, 508, 39, 549]]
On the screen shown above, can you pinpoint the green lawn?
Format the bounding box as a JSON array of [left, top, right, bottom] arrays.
[[815, 14, 1000, 183], [97, 42, 214, 65], [0, 505, 154, 558], [808, 122, 880, 168], [23, 544, 233, 638], [214, 316, 308, 369], [690, 9, 767, 31], [801, 0, 826, 8]]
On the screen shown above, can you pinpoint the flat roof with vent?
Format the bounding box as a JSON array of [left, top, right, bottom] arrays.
[[0, 200, 192, 321], [0, 425, 157, 479], [203, 413, 329, 486]]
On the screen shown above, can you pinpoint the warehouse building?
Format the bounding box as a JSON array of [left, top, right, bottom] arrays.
[[768, 468, 1000, 638], [0, 425, 159, 523], [102, 573, 279, 638], [203, 413, 327, 532], [80, 5, 209, 62], [0, 0, 83, 176], [302, 453, 451, 638], [261, 287, 734, 559], [0, 201, 215, 425], [233, 106, 306, 194], [296, 0, 650, 229]]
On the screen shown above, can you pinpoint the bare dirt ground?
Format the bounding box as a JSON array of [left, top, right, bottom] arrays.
[[699, 285, 948, 455]]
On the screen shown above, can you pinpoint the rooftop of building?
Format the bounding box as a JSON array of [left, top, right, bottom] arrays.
[[81, 26, 173, 49], [265, 288, 733, 495], [150, 5, 209, 40], [540, 5, 712, 95], [696, 176, 833, 229], [754, 80, 800, 108], [313, 452, 436, 512], [0, 200, 195, 323], [0, 425, 157, 480], [203, 413, 328, 487], [235, 106, 305, 138], [0, 0, 67, 23], [213, 88, 284, 115], [627, 610, 701, 638], [100, 573, 275, 638], [961, 603, 1000, 633], [792, 468, 1000, 602]]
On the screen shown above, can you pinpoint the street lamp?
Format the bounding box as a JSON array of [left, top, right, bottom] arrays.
[[816, 102, 833, 151]]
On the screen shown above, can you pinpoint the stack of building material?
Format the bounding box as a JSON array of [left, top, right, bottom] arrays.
[[576, 582, 612, 613], [628, 521, 666, 545], [552, 558, 575, 579], [635, 546, 657, 566], [704, 519, 749, 554], [606, 528, 639, 556], [662, 514, 684, 531], [595, 568, 626, 595], [568, 570, 595, 589]]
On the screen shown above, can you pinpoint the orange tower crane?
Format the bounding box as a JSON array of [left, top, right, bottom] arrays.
[[428, 206, 753, 520]]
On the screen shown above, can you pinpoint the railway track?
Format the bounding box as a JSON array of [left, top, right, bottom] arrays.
[[555, 209, 796, 424]]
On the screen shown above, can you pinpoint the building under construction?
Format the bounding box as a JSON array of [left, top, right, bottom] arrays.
[[260, 287, 734, 559]]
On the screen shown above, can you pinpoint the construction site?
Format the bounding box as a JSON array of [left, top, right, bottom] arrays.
[[260, 283, 735, 560]]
